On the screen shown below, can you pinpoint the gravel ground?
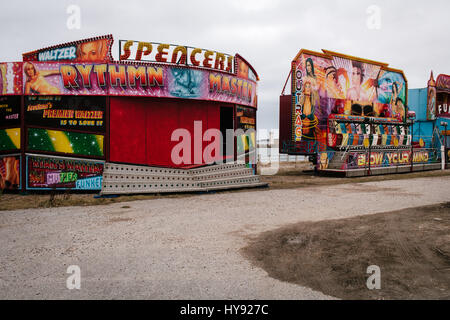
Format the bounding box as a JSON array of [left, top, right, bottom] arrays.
[[1, 175, 449, 299]]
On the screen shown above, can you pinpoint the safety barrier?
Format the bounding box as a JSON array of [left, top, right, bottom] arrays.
[[100, 162, 267, 195]]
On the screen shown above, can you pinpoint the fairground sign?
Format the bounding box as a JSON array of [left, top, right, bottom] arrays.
[[119, 40, 234, 73]]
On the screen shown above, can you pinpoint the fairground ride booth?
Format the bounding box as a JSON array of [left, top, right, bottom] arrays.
[[279, 49, 442, 177], [408, 72, 450, 166], [0, 35, 266, 194]]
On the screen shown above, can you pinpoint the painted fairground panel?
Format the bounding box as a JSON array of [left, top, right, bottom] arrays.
[[292, 50, 408, 168], [0, 62, 22, 95], [23, 62, 109, 95], [427, 73, 437, 120], [22, 35, 113, 63], [236, 105, 256, 162], [119, 40, 234, 73], [22, 62, 257, 108], [107, 64, 257, 108], [25, 96, 106, 133], [27, 128, 104, 158], [235, 55, 258, 82], [0, 96, 21, 128], [436, 93, 449, 118], [0, 96, 21, 153], [329, 149, 437, 171], [292, 52, 407, 148], [326, 115, 410, 148], [26, 155, 103, 190], [0, 128, 20, 152], [435, 74, 450, 118], [236, 106, 256, 130], [117, 39, 257, 107], [0, 154, 21, 191]]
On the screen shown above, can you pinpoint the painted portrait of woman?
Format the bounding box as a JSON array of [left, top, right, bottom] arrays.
[[346, 61, 369, 102], [237, 60, 249, 79], [336, 68, 349, 99], [298, 81, 319, 138], [427, 87, 436, 120], [304, 57, 319, 93], [24, 62, 60, 95], [393, 97, 405, 121], [75, 39, 108, 62], [0, 156, 19, 190], [389, 81, 403, 107]]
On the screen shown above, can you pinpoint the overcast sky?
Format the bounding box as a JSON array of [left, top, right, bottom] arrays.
[[1, 0, 449, 130]]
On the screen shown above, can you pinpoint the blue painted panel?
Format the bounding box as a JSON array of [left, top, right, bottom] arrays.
[[408, 88, 428, 121]]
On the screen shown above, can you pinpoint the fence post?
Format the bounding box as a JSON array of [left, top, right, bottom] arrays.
[[368, 124, 372, 176]]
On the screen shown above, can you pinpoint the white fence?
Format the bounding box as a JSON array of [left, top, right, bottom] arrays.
[[257, 147, 307, 164]]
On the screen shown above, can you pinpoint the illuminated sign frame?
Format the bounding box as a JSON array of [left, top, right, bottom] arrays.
[[23, 35, 114, 63], [26, 154, 104, 190], [119, 40, 234, 73]]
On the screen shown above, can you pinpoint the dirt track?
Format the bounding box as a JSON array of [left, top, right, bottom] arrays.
[[243, 202, 450, 299], [1, 175, 449, 299]]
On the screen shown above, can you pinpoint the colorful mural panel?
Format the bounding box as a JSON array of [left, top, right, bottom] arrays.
[[0, 155, 20, 190], [0, 62, 22, 95], [27, 128, 103, 157], [292, 50, 407, 147], [23, 35, 113, 63], [339, 149, 436, 170], [25, 96, 106, 133], [0, 96, 21, 127], [236, 106, 256, 130], [236, 106, 256, 158], [426, 72, 437, 120], [23, 62, 108, 95], [427, 86, 437, 120], [327, 114, 411, 149], [27, 155, 103, 190], [23, 63, 257, 107], [435, 75, 450, 118], [436, 74, 450, 91], [0, 128, 20, 151], [235, 55, 258, 82]]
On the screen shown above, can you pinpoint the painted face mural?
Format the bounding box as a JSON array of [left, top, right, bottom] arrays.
[[23, 35, 113, 63], [237, 61, 249, 79], [376, 70, 406, 106], [76, 39, 109, 62]]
